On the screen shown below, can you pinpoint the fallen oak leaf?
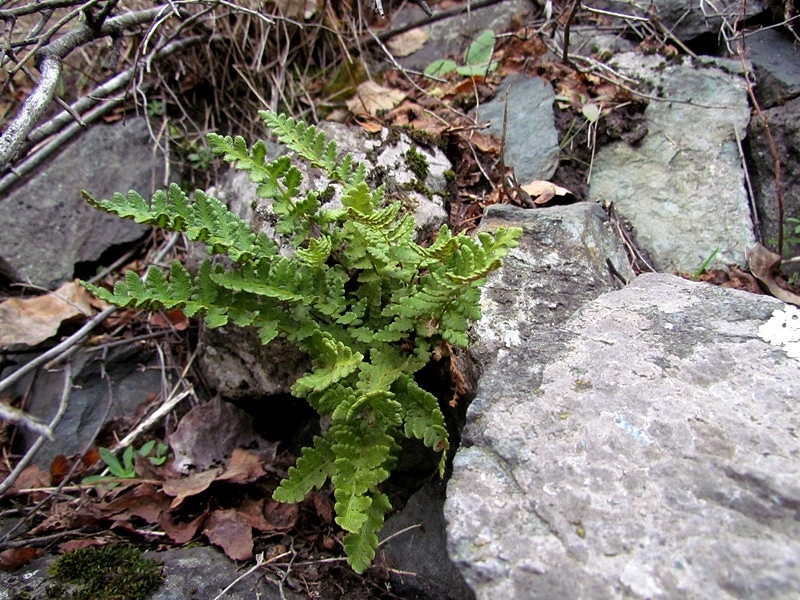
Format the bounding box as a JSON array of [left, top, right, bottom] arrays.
[[746, 243, 800, 307], [159, 511, 207, 544], [100, 484, 171, 524], [0, 547, 43, 570], [0, 280, 93, 349], [238, 498, 298, 533], [58, 539, 101, 553], [215, 448, 267, 484], [386, 28, 428, 57]]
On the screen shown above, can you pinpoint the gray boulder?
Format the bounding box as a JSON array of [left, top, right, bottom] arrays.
[[583, 0, 762, 41], [747, 95, 800, 276], [445, 272, 800, 599], [475, 75, 560, 184], [743, 25, 800, 109], [0, 118, 163, 288], [469, 202, 634, 368], [589, 54, 754, 272]]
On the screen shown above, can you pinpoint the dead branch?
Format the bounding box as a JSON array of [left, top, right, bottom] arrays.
[[0, 5, 172, 171]]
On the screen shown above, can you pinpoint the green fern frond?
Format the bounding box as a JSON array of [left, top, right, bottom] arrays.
[[342, 490, 392, 573], [292, 336, 364, 397], [82, 110, 522, 575], [272, 435, 336, 503], [259, 110, 339, 173], [295, 235, 332, 268], [331, 424, 394, 532]]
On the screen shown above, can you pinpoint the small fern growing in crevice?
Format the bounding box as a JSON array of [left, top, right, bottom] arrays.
[[81, 110, 521, 573]]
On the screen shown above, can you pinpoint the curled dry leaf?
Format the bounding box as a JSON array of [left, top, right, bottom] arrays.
[[346, 80, 406, 117], [239, 498, 298, 532], [215, 448, 267, 484], [159, 512, 207, 545], [162, 468, 221, 509], [520, 180, 573, 206], [746, 243, 800, 307], [0, 280, 93, 349], [0, 547, 43, 570]]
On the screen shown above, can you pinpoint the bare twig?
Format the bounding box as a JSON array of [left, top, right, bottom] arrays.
[[0, 363, 73, 497], [0, 307, 115, 396], [0, 5, 168, 171]]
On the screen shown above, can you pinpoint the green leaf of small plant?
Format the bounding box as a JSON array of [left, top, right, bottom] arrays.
[[463, 29, 495, 67], [424, 59, 458, 77], [455, 61, 498, 77]]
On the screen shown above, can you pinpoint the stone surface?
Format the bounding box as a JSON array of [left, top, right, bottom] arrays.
[[0, 546, 302, 600], [475, 74, 560, 184], [746, 95, 800, 274], [379, 482, 474, 600], [148, 546, 304, 600], [5, 345, 165, 469], [0, 117, 163, 288], [585, 0, 763, 41], [445, 273, 800, 599], [745, 25, 800, 109], [470, 202, 633, 367], [590, 54, 755, 272]]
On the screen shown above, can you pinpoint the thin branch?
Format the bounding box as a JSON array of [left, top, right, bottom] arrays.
[[0, 5, 173, 171], [0, 363, 73, 497], [0, 307, 115, 396]]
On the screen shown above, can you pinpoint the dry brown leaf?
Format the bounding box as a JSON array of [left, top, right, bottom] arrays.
[[273, 0, 319, 19], [216, 448, 267, 484], [346, 81, 406, 117], [356, 120, 383, 134], [159, 512, 206, 545], [0, 280, 93, 348], [469, 131, 501, 154], [100, 484, 171, 524], [49, 455, 71, 486], [169, 397, 263, 474], [162, 468, 221, 509], [386, 28, 428, 57], [312, 491, 334, 524], [0, 547, 43, 570], [746, 243, 800, 306], [520, 180, 573, 205], [264, 500, 298, 530], [204, 509, 253, 561], [9, 464, 50, 494], [148, 309, 189, 331], [58, 539, 101, 553]]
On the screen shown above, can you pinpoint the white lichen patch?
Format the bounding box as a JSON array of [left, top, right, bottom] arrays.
[[758, 304, 800, 360]]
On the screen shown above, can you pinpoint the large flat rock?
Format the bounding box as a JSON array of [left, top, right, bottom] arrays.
[[445, 273, 800, 599], [0, 118, 162, 288], [589, 55, 755, 272]]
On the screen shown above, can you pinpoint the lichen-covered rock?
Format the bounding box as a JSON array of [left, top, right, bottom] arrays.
[[199, 122, 451, 398], [446, 273, 800, 599]]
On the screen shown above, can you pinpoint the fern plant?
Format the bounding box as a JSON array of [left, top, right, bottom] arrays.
[[81, 110, 521, 573]]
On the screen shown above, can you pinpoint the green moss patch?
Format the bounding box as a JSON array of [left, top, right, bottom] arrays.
[[49, 545, 164, 600]]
